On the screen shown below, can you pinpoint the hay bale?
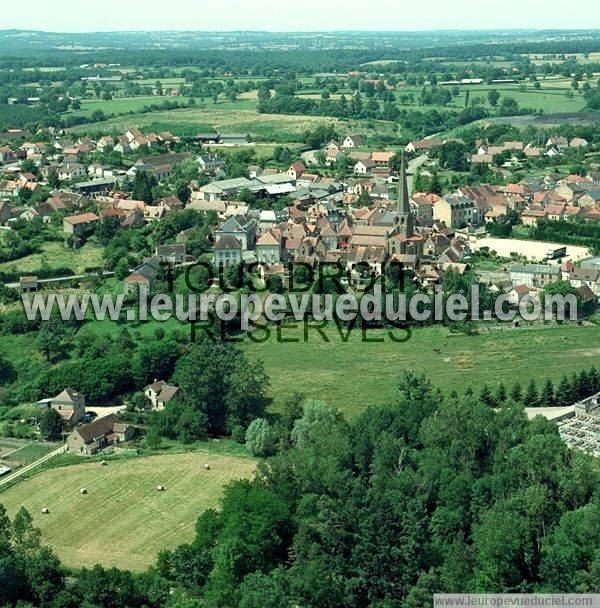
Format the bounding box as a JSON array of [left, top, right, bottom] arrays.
[[156, 485, 165, 492], [101, 461, 108, 466], [203, 464, 211, 471], [80, 488, 88, 495], [41, 508, 49, 514]]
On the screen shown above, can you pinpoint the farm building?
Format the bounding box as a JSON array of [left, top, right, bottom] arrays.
[[67, 414, 134, 456]]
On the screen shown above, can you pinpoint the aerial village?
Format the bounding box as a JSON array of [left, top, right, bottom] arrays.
[[1, 125, 600, 304]]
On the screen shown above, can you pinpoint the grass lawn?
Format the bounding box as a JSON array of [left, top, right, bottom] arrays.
[[0, 451, 256, 571], [0, 241, 103, 275], [244, 323, 600, 417]]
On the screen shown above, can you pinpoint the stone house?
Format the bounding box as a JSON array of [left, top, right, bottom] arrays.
[[67, 414, 134, 456], [36, 388, 86, 430], [256, 231, 281, 264], [143, 381, 179, 411]]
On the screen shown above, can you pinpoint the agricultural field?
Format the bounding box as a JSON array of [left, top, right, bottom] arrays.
[[244, 323, 600, 417], [73, 104, 400, 141], [0, 438, 30, 460], [64, 71, 595, 142], [66, 95, 192, 118], [526, 52, 600, 65], [0, 451, 256, 571], [391, 80, 588, 114], [3, 312, 600, 421]]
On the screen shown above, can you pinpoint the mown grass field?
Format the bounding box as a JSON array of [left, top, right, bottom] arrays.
[[0, 451, 256, 571], [244, 324, 600, 417]]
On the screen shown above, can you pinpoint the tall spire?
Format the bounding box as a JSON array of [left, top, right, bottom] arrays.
[[396, 156, 413, 240], [397, 156, 410, 216]]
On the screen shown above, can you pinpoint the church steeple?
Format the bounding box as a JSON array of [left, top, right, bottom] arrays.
[[397, 157, 410, 216], [396, 157, 413, 239]]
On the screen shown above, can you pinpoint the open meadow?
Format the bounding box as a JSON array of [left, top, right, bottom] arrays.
[[2, 317, 599, 420], [244, 324, 600, 417], [66, 95, 192, 118], [0, 451, 256, 571]]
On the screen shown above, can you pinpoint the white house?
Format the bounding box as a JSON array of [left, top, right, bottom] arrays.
[[354, 159, 375, 174], [342, 135, 364, 148], [507, 284, 531, 306], [143, 381, 179, 411]]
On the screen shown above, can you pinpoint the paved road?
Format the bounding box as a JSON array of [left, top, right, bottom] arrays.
[[0, 444, 67, 489], [5, 271, 115, 289], [5, 260, 196, 289], [406, 154, 428, 192], [85, 405, 126, 419]]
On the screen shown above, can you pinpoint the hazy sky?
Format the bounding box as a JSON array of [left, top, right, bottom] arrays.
[[2, 0, 600, 31]]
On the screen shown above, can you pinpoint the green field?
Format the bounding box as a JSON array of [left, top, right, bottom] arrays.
[[1, 442, 58, 468], [392, 80, 587, 114], [71, 105, 400, 141], [65, 73, 592, 142], [0, 451, 256, 571], [244, 324, 600, 417], [0, 438, 30, 459], [67, 95, 192, 118], [3, 316, 599, 419], [0, 241, 104, 275]]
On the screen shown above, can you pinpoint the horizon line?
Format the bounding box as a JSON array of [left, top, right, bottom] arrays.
[[2, 27, 600, 34]]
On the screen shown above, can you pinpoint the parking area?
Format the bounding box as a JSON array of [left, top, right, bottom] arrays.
[[471, 237, 591, 263]]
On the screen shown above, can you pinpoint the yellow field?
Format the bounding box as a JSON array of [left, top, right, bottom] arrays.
[[0, 451, 256, 571]]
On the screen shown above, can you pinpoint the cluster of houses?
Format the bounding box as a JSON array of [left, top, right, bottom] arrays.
[[1, 125, 599, 306], [401, 134, 589, 165], [34, 380, 179, 456], [208, 161, 476, 288], [0, 126, 247, 199], [470, 136, 589, 165], [505, 257, 600, 306]]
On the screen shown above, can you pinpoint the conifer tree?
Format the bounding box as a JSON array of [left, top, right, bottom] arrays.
[[524, 378, 538, 406], [540, 378, 555, 407], [510, 382, 523, 403]]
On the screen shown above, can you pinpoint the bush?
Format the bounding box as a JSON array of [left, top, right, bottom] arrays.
[[39, 408, 63, 441], [245, 418, 275, 457], [231, 424, 246, 443]]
